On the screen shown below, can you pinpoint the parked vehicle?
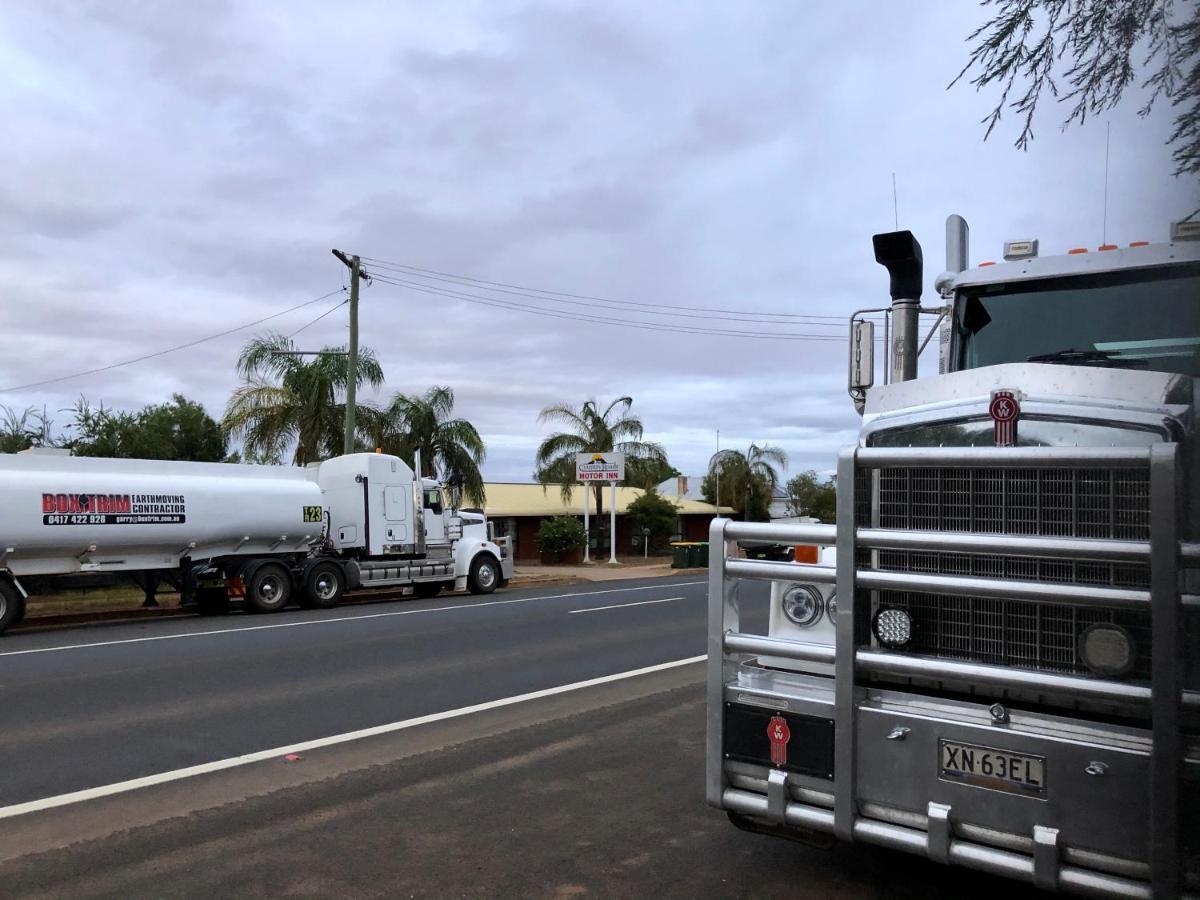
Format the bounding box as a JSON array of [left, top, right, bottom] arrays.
[[0, 449, 512, 631], [707, 216, 1199, 896]]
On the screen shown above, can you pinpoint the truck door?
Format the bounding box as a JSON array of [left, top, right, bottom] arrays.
[[422, 488, 447, 545], [382, 485, 411, 545]]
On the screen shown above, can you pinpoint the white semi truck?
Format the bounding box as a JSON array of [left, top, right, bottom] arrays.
[[707, 217, 1198, 896], [0, 450, 512, 632]]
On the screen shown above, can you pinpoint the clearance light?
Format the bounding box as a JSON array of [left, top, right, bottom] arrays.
[[1098, 244, 1118, 251], [872, 608, 912, 648], [1068, 247, 1088, 254], [978, 261, 996, 267], [1078, 624, 1135, 676], [793, 544, 819, 564], [1129, 241, 1149, 247]]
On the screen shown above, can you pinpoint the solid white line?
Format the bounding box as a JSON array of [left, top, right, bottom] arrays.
[[568, 597, 683, 614], [0, 654, 708, 820], [0, 581, 707, 659]]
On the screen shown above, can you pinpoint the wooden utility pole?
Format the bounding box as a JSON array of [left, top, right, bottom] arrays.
[[331, 250, 365, 455]]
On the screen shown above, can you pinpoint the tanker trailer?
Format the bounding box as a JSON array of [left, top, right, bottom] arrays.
[[0, 451, 329, 630]]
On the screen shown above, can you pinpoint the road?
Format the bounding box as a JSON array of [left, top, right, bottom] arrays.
[[0, 575, 1026, 897]]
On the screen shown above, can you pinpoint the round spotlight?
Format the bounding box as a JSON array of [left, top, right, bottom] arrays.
[[872, 608, 912, 649], [826, 591, 838, 624], [1078, 624, 1135, 677], [782, 584, 824, 628]]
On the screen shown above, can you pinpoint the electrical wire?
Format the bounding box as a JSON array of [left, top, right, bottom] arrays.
[[289, 298, 349, 338], [370, 273, 855, 341], [364, 262, 858, 328], [359, 255, 876, 325], [0, 288, 347, 395]]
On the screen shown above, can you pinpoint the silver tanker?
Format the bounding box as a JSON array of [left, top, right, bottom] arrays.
[[707, 217, 1199, 897], [0, 451, 512, 631]]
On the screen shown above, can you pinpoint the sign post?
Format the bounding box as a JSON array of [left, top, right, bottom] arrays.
[[576, 452, 625, 567], [582, 483, 589, 563]]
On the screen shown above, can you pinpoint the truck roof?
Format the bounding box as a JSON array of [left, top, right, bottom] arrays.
[[950, 239, 1199, 291]]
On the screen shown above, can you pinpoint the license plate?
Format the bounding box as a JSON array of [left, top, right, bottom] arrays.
[[938, 739, 1045, 797]]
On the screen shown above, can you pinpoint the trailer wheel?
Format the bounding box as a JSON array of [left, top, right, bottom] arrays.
[[195, 587, 230, 616], [467, 555, 500, 595], [299, 562, 345, 610], [0, 580, 25, 635], [245, 563, 292, 613]]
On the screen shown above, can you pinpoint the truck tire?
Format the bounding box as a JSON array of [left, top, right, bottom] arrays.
[[0, 579, 24, 635], [196, 586, 230, 616], [245, 563, 292, 613], [299, 562, 345, 610], [467, 555, 500, 595]]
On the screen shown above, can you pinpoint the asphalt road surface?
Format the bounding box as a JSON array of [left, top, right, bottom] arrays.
[[0, 576, 1029, 897]]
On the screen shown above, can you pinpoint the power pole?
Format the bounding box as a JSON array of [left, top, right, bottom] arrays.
[[332, 250, 366, 455]]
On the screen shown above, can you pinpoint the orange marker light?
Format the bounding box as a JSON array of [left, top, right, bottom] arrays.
[[793, 545, 819, 564], [1099, 244, 1117, 251], [376, 447, 382, 453], [1068, 247, 1088, 254], [1129, 241, 1149, 247], [978, 261, 996, 267]]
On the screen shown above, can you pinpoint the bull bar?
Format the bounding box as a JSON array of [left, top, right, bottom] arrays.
[[707, 444, 1198, 898]]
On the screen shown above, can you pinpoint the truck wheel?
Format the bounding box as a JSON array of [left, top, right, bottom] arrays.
[[196, 587, 230, 616], [299, 562, 345, 610], [467, 555, 500, 595], [0, 580, 24, 634], [245, 563, 292, 613]]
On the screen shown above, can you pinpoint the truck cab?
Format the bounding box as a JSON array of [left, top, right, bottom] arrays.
[[708, 218, 1199, 897]]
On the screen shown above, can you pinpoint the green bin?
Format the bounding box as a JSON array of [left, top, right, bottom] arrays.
[[693, 542, 709, 568], [671, 542, 691, 569]]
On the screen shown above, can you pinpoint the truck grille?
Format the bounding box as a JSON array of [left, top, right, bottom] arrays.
[[871, 467, 1150, 540], [856, 466, 1153, 682]]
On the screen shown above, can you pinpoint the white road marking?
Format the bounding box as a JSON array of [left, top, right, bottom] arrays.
[[0, 582, 707, 658], [568, 597, 684, 614], [0, 654, 708, 820]]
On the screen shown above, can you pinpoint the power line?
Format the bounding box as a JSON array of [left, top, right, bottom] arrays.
[[0, 288, 346, 395], [364, 262, 858, 328], [359, 255, 872, 324], [370, 273, 859, 341], [289, 298, 349, 338]]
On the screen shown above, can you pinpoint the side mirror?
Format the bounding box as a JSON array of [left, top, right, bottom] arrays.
[[848, 320, 875, 390]]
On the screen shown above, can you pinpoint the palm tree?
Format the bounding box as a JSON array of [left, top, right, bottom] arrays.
[[534, 396, 666, 517], [223, 332, 384, 465], [363, 386, 487, 507], [707, 442, 788, 521]]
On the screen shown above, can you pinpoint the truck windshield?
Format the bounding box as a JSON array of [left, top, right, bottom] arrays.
[[955, 263, 1200, 377]]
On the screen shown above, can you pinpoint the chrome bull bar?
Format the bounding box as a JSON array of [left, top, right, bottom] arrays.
[[707, 443, 1195, 898]]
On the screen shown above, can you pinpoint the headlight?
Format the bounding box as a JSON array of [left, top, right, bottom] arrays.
[[872, 607, 912, 648], [782, 584, 824, 627], [1078, 624, 1135, 676]]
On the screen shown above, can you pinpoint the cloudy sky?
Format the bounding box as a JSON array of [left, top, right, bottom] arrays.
[[0, 1, 1193, 482]]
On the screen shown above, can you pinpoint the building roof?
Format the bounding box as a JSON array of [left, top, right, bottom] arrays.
[[480, 482, 732, 517]]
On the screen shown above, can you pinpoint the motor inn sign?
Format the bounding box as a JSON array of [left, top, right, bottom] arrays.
[[576, 452, 625, 482]]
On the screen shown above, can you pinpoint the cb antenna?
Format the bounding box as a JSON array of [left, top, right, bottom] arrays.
[[892, 172, 899, 230], [1102, 121, 1111, 246]]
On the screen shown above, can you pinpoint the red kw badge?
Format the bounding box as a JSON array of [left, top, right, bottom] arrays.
[[767, 715, 791, 767], [989, 389, 1020, 447]]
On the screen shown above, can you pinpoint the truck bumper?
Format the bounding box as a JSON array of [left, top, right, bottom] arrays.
[[714, 664, 1198, 898]]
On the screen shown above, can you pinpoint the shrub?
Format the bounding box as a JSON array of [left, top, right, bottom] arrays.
[[534, 516, 587, 555], [626, 489, 679, 553]]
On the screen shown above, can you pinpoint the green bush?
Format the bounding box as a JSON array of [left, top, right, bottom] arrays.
[[534, 516, 587, 555], [627, 489, 680, 553]]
